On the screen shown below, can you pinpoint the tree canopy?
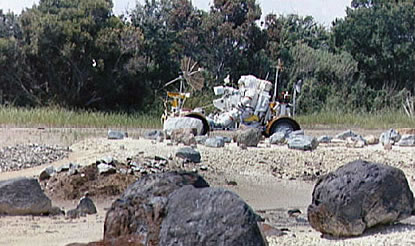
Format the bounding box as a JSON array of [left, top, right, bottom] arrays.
[[0, 0, 413, 114]]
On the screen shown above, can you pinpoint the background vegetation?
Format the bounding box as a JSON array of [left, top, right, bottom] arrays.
[[0, 0, 414, 126]]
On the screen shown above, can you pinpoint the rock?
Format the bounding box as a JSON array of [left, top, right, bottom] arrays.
[[397, 135, 415, 147], [98, 156, 114, 165], [175, 147, 201, 163], [204, 136, 225, 148], [200, 165, 208, 171], [103, 172, 209, 244], [345, 137, 365, 148], [365, 135, 379, 145], [223, 136, 232, 143], [97, 163, 116, 175], [170, 128, 197, 146], [76, 195, 97, 215], [288, 209, 302, 217], [0, 177, 52, 215], [143, 130, 164, 140], [159, 186, 266, 246], [317, 135, 332, 144], [269, 132, 286, 145], [235, 127, 262, 147], [380, 128, 401, 145], [260, 223, 287, 237], [66, 208, 81, 219], [335, 130, 360, 140], [57, 162, 79, 173], [39, 166, 56, 181], [288, 130, 305, 139], [48, 206, 65, 216], [195, 135, 208, 145], [308, 160, 414, 237], [163, 117, 204, 137], [288, 135, 318, 151], [107, 130, 128, 140]]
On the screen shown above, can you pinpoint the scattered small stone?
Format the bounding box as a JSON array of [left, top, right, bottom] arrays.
[[287, 209, 302, 217], [107, 130, 128, 140], [204, 137, 225, 148], [200, 165, 208, 171], [335, 130, 359, 140], [175, 147, 201, 163], [97, 163, 116, 175], [226, 180, 238, 186], [39, 166, 56, 181], [317, 135, 332, 144]]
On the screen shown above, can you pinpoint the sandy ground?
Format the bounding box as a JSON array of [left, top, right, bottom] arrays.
[[0, 127, 414, 245]]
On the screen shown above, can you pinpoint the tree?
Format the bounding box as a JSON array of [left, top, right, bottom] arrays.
[[201, 0, 267, 84], [333, 1, 415, 92], [19, 0, 115, 107], [130, 0, 206, 95], [0, 10, 31, 105]]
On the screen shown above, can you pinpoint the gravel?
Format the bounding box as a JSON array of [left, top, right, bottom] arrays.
[[0, 144, 70, 172]]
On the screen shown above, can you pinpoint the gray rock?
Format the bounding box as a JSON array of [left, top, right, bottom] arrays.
[[57, 162, 79, 173], [269, 132, 286, 145], [335, 130, 360, 140], [317, 135, 333, 144], [66, 208, 80, 219], [288, 130, 305, 139], [175, 147, 201, 163], [39, 166, 56, 181], [345, 136, 366, 148], [288, 135, 318, 151], [76, 196, 97, 215], [97, 163, 116, 175], [159, 186, 266, 246], [0, 177, 52, 215], [170, 128, 196, 146], [397, 135, 415, 147], [204, 137, 225, 148], [108, 130, 128, 140], [104, 172, 209, 244], [235, 127, 262, 147], [48, 206, 65, 216], [98, 156, 114, 165], [380, 128, 401, 145], [143, 130, 164, 140], [308, 160, 414, 237], [223, 136, 232, 143], [163, 117, 204, 136], [195, 135, 208, 145]]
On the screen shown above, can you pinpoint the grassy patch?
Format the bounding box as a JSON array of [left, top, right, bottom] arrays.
[[295, 110, 415, 129], [0, 106, 162, 128], [0, 106, 414, 130]]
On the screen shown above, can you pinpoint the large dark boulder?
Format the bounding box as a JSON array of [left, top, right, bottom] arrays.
[[160, 186, 266, 246], [102, 171, 266, 246], [103, 172, 209, 245], [0, 177, 52, 215], [308, 160, 414, 237]]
